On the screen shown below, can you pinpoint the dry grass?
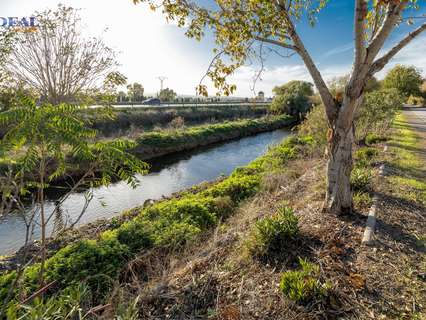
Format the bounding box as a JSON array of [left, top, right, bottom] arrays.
[[98, 132, 426, 319]]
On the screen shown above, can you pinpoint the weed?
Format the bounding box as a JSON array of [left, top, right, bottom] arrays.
[[365, 133, 387, 145], [354, 147, 377, 164], [247, 206, 299, 258], [279, 258, 329, 303], [350, 167, 372, 192], [353, 191, 373, 208]]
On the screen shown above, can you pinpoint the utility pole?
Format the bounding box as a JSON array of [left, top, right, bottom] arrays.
[[157, 76, 167, 96]]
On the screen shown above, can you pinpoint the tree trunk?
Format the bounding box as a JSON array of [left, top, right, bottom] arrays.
[[324, 123, 354, 215]]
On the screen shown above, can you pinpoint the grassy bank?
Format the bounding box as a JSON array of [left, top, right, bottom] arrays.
[[130, 114, 294, 160], [0, 115, 294, 182], [3, 111, 423, 318], [89, 104, 269, 137], [0, 131, 311, 315], [109, 112, 423, 319]]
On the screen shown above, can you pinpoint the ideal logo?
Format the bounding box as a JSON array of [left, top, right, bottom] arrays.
[[0, 17, 38, 28]]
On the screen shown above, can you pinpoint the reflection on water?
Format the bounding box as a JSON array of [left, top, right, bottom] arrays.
[[0, 129, 290, 255]]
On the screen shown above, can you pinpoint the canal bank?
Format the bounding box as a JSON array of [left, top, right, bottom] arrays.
[[0, 128, 291, 256]]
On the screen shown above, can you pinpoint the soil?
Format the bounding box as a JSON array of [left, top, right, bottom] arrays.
[[114, 138, 426, 319]]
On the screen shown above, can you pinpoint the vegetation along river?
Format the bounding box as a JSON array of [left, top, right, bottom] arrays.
[[0, 129, 290, 255]]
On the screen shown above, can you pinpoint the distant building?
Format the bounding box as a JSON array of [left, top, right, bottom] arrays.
[[257, 91, 265, 101]]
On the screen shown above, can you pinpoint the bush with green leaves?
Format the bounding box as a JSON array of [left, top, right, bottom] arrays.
[[355, 88, 403, 143], [365, 132, 388, 145], [280, 258, 328, 303], [350, 167, 372, 192], [270, 81, 314, 118], [298, 88, 403, 147], [0, 98, 149, 317], [354, 147, 378, 166], [88, 105, 269, 137], [382, 65, 423, 99], [248, 206, 299, 258], [297, 104, 328, 147], [407, 95, 425, 107]]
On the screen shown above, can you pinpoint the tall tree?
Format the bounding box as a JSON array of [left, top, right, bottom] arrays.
[[270, 80, 314, 117], [127, 82, 145, 102], [135, 0, 426, 214], [4, 5, 118, 105], [421, 80, 426, 98], [382, 65, 423, 98], [159, 88, 177, 102]]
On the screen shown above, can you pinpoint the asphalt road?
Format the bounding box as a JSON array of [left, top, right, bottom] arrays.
[[403, 105, 426, 131], [403, 105, 426, 162], [404, 105, 426, 122]]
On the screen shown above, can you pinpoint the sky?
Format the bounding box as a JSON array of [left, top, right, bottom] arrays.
[[1, 0, 426, 97]]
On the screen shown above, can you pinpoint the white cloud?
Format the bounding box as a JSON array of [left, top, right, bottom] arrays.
[[376, 34, 426, 79], [229, 63, 351, 97], [323, 42, 353, 57]]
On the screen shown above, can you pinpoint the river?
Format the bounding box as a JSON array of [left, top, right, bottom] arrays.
[[0, 129, 290, 255]]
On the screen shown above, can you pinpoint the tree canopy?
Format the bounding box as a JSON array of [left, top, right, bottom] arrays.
[[159, 88, 177, 102], [270, 80, 314, 117], [127, 83, 145, 102], [383, 65, 423, 99]]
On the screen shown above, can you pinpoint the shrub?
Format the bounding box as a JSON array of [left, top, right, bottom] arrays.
[[105, 220, 153, 254], [297, 104, 328, 147], [279, 258, 328, 303], [365, 132, 388, 145], [407, 95, 425, 106], [90, 105, 269, 137], [169, 116, 185, 129], [383, 65, 423, 98], [136, 115, 293, 148], [355, 89, 403, 142], [203, 174, 261, 202], [354, 147, 377, 166], [353, 191, 373, 208], [248, 206, 299, 258], [6, 283, 91, 319], [350, 167, 372, 192], [270, 81, 314, 118], [151, 222, 202, 248], [43, 238, 130, 293]]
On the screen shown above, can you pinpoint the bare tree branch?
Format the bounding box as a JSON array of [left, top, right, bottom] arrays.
[[5, 5, 118, 104], [370, 22, 426, 74], [365, 1, 407, 65], [254, 36, 297, 51]]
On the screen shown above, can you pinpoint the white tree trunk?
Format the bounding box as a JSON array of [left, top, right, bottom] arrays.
[[324, 112, 355, 214]]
